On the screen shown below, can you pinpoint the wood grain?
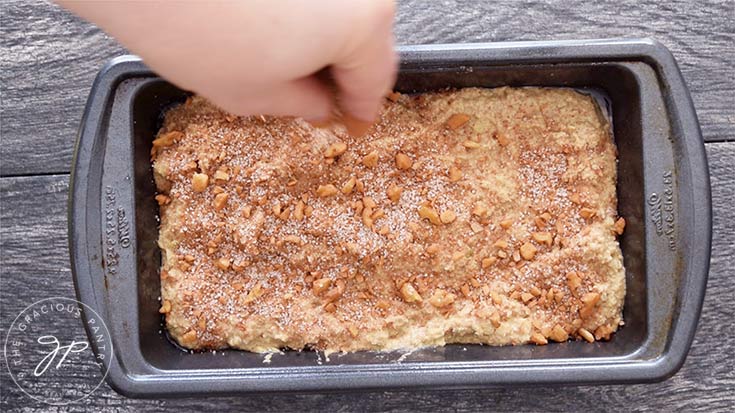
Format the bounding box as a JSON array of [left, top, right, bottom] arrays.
[[1, 143, 733, 411], [1, 0, 733, 176]]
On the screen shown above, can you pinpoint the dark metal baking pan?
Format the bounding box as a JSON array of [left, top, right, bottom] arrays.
[[69, 38, 711, 397]]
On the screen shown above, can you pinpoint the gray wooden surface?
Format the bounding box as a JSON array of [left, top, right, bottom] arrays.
[[1, 0, 733, 411]]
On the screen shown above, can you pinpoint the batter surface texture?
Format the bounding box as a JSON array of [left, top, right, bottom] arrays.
[[152, 87, 626, 352]]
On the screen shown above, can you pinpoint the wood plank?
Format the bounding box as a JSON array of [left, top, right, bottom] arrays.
[[1, 142, 733, 409], [1, 0, 733, 176]]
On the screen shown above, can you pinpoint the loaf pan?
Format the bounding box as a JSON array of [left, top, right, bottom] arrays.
[[69, 38, 711, 397]]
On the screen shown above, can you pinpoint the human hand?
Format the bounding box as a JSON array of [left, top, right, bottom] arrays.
[[60, 0, 397, 133]]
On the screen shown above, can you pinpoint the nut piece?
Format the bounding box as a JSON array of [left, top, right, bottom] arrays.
[[341, 177, 357, 194], [472, 203, 488, 218], [362, 151, 379, 167], [400, 283, 423, 303], [481, 256, 497, 269], [566, 271, 582, 291], [395, 152, 413, 170], [614, 217, 626, 235], [429, 289, 456, 308], [159, 300, 171, 314], [519, 242, 538, 260], [579, 292, 601, 319], [580, 207, 596, 219], [213, 169, 230, 182], [531, 232, 553, 246], [213, 192, 229, 210], [418, 204, 442, 225], [499, 218, 513, 229], [440, 210, 457, 224], [578, 328, 595, 343], [462, 140, 481, 149], [387, 184, 403, 203], [446, 113, 471, 129], [493, 131, 510, 147], [530, 332, 548, 345], [155, 194, 170, 206], [549, 325, 569, 342], [316, 184, 338, 197], [448, 166, 462, 182], [215, 257, 230, 270], [312, 278, 331, 295], [324, 142, 347, 158], [192, 173, 209, 192], [152, 131, 183, 148]]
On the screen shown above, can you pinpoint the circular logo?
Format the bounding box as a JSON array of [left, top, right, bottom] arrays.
[[4, 297, 114, 405]]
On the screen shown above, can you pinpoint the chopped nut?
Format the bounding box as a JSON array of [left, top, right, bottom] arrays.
[[387, 184, 402, 203], [362, 151, 379, 167], [429, 289, 456, 308], [362, 206, 374, 228], [499, 218, 513, 229], [540, 212, 552, 222], [155, 194, 170, 206], [520, 242, 537, 260], [469, 221, 483, 233], [549, 325, 569, 342], [325, 280, 346, 302], [418, 204, 441, 225], [363, 196, 377, 209], [180, 330, 197, 345], [579, 292, 601, 318], [481, 256, 497, 269], [213, 192, 229, 210], [426, 244, 440, 254], [395, 152, 413, 170], [461, 284, 471, 297], [566, 271, 582, 291], [496, 250, 508, 259], [159, 300, 171, 314], [532, 232, 553, 246], [440, 210, 457, 224], [594, 325, 614, 341], [215, 257, 230, 270], [342, 177, 357, 194], [400, 283, 422, 303], [448, 166, 462, 182], [463, 140, 481, 149], [324, 302, 336, 313], [312, 278, 331, 295], [324, 141, 347, 158], [530, 332, 548, 345], [489, 312, 502, 328], [294, 200, 305, 220], [512, 250, 521, 262], [192, 173, 209, 192], [472, 203, 488, 217], [213, 169, 230, 182], [446, 113, 471, 129], [316, 184, 338, 197], [521, 292, 534, 303], [152, 131, 183, 148], [348, 324, 360, 337], [580, 207, 596, 219], [578, 328, 595, 343], [304, 205, 314, 217], [493, 130, 510, 147], [491, 291, 503, 305], [493, 239, 509, 249], [570, 193, 581, 204], [614, 217, 626, 235]]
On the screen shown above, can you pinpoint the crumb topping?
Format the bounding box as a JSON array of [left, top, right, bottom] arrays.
[[153, 87, 625, 352]]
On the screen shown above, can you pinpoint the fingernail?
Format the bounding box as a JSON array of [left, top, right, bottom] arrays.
[[341, 112, 373, 138]]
